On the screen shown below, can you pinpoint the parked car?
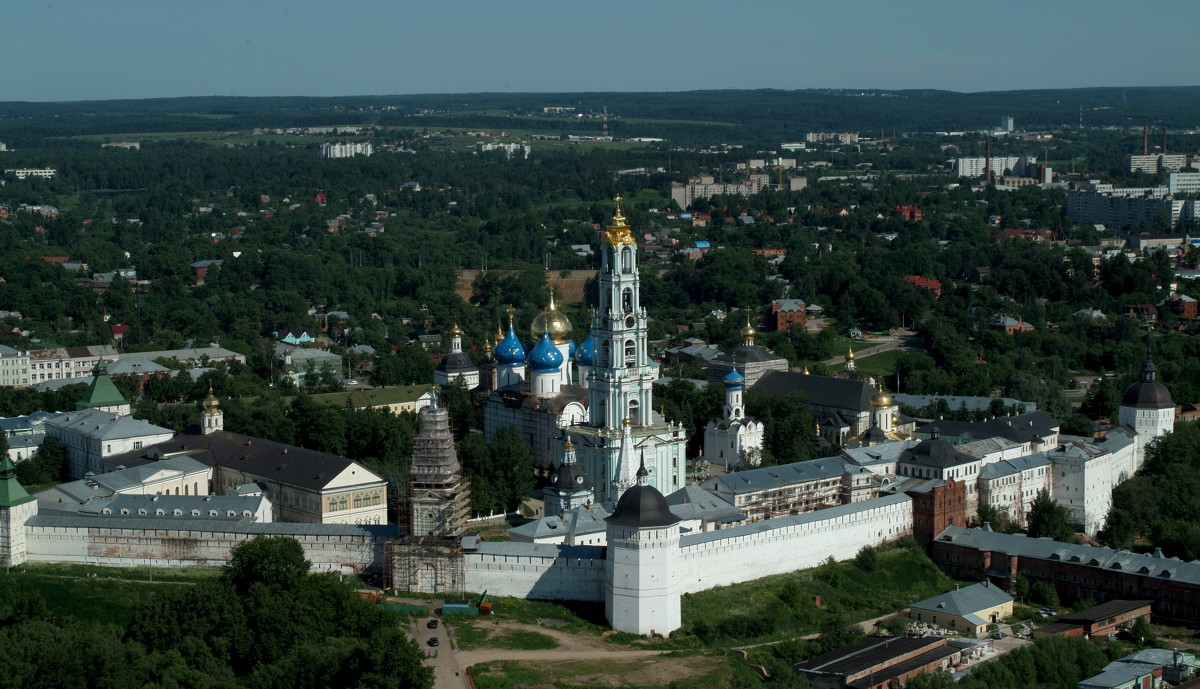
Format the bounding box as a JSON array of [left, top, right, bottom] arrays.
[[427, 619, 439, 629], [427, 637, 440, 647], [992, 631, 1006, 639]]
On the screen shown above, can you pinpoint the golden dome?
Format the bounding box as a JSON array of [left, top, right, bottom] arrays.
[[741, 317, 757, 341], [530, 291, 573, 344], [869, 386, 894, 409], [563, 438, 574, 451], [802, 366, 810, 375], [846, 347, 856, 361], [494, 322, 505, 346], [202, 385, 220, 414], [450, 322, 463, 338], [603, 196, 635, 247]]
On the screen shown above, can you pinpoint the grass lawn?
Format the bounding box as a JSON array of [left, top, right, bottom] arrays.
[[450, 620, 559, 651], [470, 655, 729, 689], [677, 543, 955, 646], [854, 348, 905, 378]]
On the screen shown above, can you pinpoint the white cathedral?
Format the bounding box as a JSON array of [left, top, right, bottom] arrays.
[[481, 199, 688, 506]]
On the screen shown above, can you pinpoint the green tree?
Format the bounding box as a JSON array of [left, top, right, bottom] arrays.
[[221, 536, 311, 593], [1027, 490, 1075, 541]]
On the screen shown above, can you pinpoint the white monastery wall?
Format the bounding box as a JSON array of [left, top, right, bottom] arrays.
[[464, 543, 605, 601], [678, 494, 912, 593]]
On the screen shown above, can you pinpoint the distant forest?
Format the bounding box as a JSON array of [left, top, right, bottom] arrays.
[[2, 86, 1198, 145]]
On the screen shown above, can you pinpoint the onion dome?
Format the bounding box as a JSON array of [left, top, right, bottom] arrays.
[[741, 319, 756, 342], [1121, 360, 1174, 409], [449, 322, 463, 338], [494, 323, 505, 347], [846, 347, 856, 361], [494, 325, 527, 366], [869, 386, 894, 409], [202, 385, 220, 414], [723, 367, 745, 390], [606, 460, 678, 528], [528, 331, 564, 372], [576, 333, 597, 366], [531, 292, 573, 344]]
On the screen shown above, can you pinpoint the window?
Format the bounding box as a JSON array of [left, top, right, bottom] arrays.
[[621, 247, 633, 274]]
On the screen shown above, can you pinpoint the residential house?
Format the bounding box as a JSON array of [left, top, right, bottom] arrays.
[[908, 580, 1014, 637]]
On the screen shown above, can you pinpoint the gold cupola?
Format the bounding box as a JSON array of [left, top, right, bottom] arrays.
[[869, 385, 894, 409], [202, 384, 220, 414], [530, 289, 573, 344], [603, 196, 635, 247], [741, 316, 757, 345]]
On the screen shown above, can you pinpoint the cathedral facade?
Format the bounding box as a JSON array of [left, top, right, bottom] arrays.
[[481, 200, 687, 505]]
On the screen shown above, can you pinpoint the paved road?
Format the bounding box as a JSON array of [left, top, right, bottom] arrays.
[[821, 330, 923, 369]]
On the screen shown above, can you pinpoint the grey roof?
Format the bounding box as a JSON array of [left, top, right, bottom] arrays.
[[751, 371, 875, 412], [118, 429, 383, 492], [0, 418, 34, 434], [910, 580, 1013, 618], [45, 409, 173, 441], [956, 437, 1023, 458], [36, 456, 210, 504], [897, 432, 977, 469], [70, 493, 268, 520], [607, 482, 679, 528], [472, 541, 604, 560], [133, 346, 245, 363], [894, 394, 1036, 414], [916, 411, 1059, 445], [32, 376, 92, 392], [935, 526, 1200, 585], [7, 433, 44, 451], [664, 485, 741, 522], [436, 350, 476, 374], [841, 439, 921, 467], [711, 345, 787, 367], [1079, 662, 1161, 689], [106, 357, 170, 375], [509, 504, 610, 540], [703, 457, 846, 496], [681, 493, 910, 548], [25, 514, 390, 538], [979, 452, 1051, 480]]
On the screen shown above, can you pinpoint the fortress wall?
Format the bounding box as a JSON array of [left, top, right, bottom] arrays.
[[679, 495, 913, 593]]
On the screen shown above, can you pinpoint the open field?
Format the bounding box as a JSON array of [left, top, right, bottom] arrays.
[[470, 654, 729, 689]]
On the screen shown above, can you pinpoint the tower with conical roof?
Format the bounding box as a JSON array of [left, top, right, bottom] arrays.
[[409, 397, 471, 538], [605, 459, 682, 636], [0, 457, 37, 567], [1118, 359, 1175, 471], [76, 359, 130, 416], [568, 198, 687, 503]]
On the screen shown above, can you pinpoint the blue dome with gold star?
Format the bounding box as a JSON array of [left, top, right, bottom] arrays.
[[495, 325, 527, 366], [576, 333, 597, 367], [529, 331, 564, 372]]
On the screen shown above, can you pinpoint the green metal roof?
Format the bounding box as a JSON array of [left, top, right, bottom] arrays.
[[77, 371, 128, 409], [0, 457, 36, 507]]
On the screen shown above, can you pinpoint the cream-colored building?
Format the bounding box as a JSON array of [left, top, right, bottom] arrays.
[[909, 580, 1014, 637]]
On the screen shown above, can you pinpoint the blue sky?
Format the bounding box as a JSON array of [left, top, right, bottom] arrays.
[[5, 0, 1198, 102]]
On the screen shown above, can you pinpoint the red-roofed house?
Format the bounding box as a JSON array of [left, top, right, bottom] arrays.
[[890, 205, 922, 221], [902, 275, 942, 297]]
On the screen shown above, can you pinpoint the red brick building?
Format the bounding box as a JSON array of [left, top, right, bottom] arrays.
[[908, 477, 966, 547], [1159, 294, 1198, 319], [770, 298, 808, 332], [890, 205, 922, 221], [931, 526, 1200, 627]]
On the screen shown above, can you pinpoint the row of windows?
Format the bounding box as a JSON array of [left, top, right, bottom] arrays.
[[103, 507, 252, 517]]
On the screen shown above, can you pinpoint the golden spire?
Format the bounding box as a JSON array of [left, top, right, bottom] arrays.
[[564, 438, 574, 451], [802, 365, 810, 375], [847, 346, 856, 361], [603, 195, 635, 247], [504, 306, 517, 329]]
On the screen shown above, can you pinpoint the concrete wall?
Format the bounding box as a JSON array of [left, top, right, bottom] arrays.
[[23, 516, 386, 573], [464, 543, 605, 601], [679, 494, 913, 593]]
